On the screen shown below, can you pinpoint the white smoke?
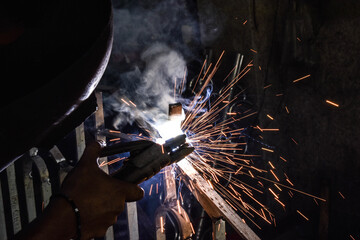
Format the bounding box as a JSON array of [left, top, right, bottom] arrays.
[[100, 0, 223, 132], [105, 43, 186, 130]]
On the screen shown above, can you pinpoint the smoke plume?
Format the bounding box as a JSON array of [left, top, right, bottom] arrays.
[[100, 0, 223, 132]]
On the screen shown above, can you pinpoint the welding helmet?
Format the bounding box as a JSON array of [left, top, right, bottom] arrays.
[[0, 0, 113, 171]]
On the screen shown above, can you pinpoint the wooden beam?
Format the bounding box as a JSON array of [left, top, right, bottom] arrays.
[[177, 159, 260, 240]]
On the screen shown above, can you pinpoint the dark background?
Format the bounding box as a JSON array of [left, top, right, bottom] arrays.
[[198, 0, 360, 239]]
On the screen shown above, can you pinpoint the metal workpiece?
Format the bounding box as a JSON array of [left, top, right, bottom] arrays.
[[49, 146, 73, 185], [75, 123, 86, 161], [163, 166, 178, 203], [30, 148, 52, 208], [212, 219, 226, 240], [22, 157, 37, 223], [177, 159, 260, 240], [155, 204, 194, 240]]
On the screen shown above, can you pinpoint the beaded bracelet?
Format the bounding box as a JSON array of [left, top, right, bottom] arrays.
[[51, 193, 81, 240]]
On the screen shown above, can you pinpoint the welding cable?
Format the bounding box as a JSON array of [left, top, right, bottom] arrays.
[[50, 193, 81, 240]]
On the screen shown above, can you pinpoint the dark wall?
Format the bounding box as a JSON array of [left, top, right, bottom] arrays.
[[198, 0, 360, 239]]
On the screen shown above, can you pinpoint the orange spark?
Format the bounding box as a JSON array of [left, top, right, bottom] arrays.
[[286, 178, 294, 186], [279, 156, 287, 162], [275, 198, 285, 208], [226, 112, 237, 115], [264, 84, 272, 89], [121, 98, 130, 106], [274, 184, 282, 191], [285, 106, 290, 114], [266, 114, 274, 120], [243, 20, 248, 25], [109, 129, 121, 133], [99, 157, 125, 167], [207, 179, 214, 189], [262, 147, 274, 153], [177, 200, 182, 214], [297, 210, 309, 221], [149, 184, 153, 196], [270, 170, 280, 182], [250, 49, 257, 53], [128, 100, 137, 107], [291, 138, 298, 145], [109, 138, 120, 142], [269, 188, 279, 199], [338, 191, 345, 199], [262, 129, 279, 131], [268, 161, 275, 169], [235, 166, 243, 175], [293, 74, 311, 83], [326, 100, 339, 107], [160, 216, 164, 233], [190, 222, 195, 234]]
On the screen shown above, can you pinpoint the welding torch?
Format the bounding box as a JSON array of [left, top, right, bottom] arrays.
[[99, 134, 194, 184]]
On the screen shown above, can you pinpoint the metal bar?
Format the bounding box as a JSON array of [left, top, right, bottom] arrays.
[[75, 123, 86, 161], [6, 163, 22, 234], [177, 159, 260, 240], [212, 219, 226, 240], [0, 179, 8, 239], [95, 91, 114, 240], [49, 146, 72, 185], [126, 202, 139, 240], [30, 148, 52, 209], [163, 166, 177, 203], [22, 157, 37, 223]]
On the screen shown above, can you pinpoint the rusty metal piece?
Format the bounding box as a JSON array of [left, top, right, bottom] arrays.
[[30, 148, 52, 209]]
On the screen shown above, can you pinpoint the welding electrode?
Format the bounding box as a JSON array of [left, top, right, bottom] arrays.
[[100, 134, 194, 184]]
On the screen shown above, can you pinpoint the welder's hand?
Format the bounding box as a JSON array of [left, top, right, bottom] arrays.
[[60, 141, 144, 239]]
